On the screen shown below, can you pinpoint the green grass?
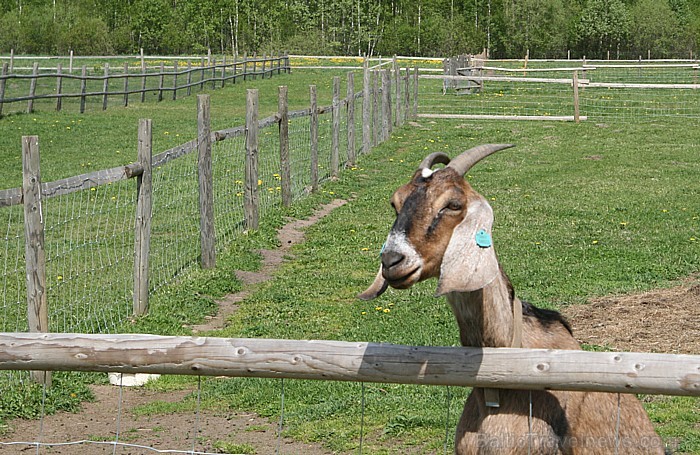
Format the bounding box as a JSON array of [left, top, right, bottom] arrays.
[[195, 119, 698, 453], [0, 67, 349, 189], [1, 66, 699, 452]]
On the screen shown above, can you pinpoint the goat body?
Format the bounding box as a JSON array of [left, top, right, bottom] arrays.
[[359, 145, 665, 454]]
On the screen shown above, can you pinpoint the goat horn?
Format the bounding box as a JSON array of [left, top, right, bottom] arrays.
[[419, 152, 451, 169], [447, 144, 515, 176], [357, 265, 389, 301]]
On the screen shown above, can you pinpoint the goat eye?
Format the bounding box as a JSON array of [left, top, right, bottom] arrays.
[[442, 202, 462, 212]]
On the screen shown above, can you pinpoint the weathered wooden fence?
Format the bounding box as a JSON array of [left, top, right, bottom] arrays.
[[0, 333, 699, 397], [0, 58, 420, 385], [0, 52, 290, 115], [419, 54, 700, 122]]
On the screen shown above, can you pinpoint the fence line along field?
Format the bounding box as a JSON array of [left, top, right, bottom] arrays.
[[0, 51, 290, 116], [0, 55, 699, 454]]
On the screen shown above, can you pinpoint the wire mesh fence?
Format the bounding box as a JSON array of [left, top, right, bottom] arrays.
[[419, 59, 700, 122], [0, 62, 395, 392], [0, 54, 290, 116]]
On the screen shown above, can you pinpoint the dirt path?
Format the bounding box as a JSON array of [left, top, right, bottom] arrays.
[[3, 200, 347, 455]]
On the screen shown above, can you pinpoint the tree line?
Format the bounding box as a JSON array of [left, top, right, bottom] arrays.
[[1, 0, 699, 59]]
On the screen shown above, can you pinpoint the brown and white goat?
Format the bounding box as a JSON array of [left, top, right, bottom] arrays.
[[359, 145, 664, 454]]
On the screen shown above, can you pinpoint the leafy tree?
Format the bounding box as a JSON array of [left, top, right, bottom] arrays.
[[629, 0, 684, 58], [575, 0, 630, 59]]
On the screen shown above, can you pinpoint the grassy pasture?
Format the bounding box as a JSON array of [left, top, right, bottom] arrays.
[[0, 65, 699, 452]]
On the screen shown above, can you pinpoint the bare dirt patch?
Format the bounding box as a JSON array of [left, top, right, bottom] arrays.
[[563, 278, 700, 354]]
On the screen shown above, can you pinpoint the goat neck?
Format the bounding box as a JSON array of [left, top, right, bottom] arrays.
[[445, 271, 516, 348]]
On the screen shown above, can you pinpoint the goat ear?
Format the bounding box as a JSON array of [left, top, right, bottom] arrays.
[[357, 265, 389, 301], [436, 196, 499, 296]]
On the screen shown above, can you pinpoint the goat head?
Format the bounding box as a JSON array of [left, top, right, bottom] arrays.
[[358, 144, 513, 300]]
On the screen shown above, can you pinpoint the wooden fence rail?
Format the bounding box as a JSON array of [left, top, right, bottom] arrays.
[[1, 333, 698, 397], [0, 53, 290, 115]]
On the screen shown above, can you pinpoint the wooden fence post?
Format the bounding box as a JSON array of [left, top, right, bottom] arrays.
[[393, 56, 401, 126], [134, 119, 152, 317], [69, 49, 73, 73], [141, 58, 147, 103], [347, 72, 356, 166], [403, 67, 410, 125], [382, 69, 391, 141], [172, 60, 179, 100], [278, 86, 292, 207], [573, 71, 580, 124], [22, 135, 51, 387], [200, 57, 206, 90], [27, 62, 38, 114], [186, 61, 193, 96], [80, 65, 87, 113], [102, 63, 110, 111], [243, 52, 248, 81], [55, 63, 63, 112], [372, 70, 379, 146], [221, 55, 226, 88], [211, 58, 217, 90], [1, 62, 9, 117], [244, 89, 260, 230], [331, 76, 340, 178], [158, 63, 165, 102], [123, 62, 129, 107], [362, 58, 371, 155], [9, 48, 14, 72], [252, 53, 257, 80], [413, 66, 419, 118], [310, 85, 319, 192], [197, 95, 216, 269]]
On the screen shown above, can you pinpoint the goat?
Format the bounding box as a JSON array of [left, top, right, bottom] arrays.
[[358, 145, 664, 454]]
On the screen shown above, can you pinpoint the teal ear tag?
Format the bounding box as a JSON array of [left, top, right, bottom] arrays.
[[475, 229, 492, 248], [380, 242, 386, 256]]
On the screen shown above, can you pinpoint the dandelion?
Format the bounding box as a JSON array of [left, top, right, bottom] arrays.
[[361, 311, 367, 315], [57, 275, 63, 281], [383, 308, 391, 313], [620, 221, 628, 227], [258, 179, 263, 186], [361, 247, 369, 251], [375, 306, 382, 311], [592, 240, 599, 245]]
